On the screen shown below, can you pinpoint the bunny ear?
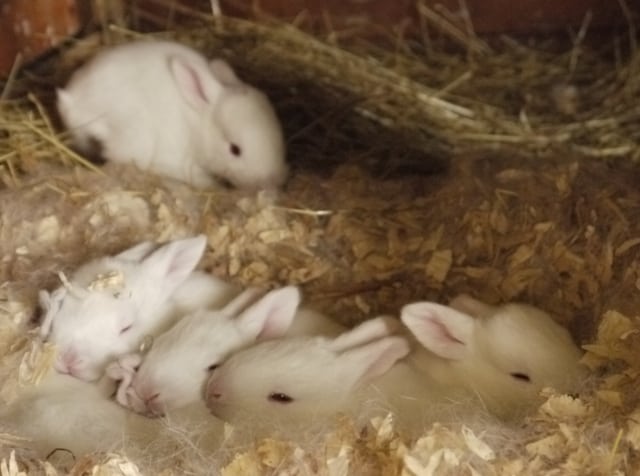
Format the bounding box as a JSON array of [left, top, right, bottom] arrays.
[[208, 59, 243, 87], [448, 294, 495, 318], [169, 56, 225, 110], [221, 287, 266, 316], [337, 336, 410, 388], [329, 316, 400, 353], [114, 241, 156, 262], [56, 88, 73, 112], [38, 290, 54, 337], [236, 286, 301, 340], [400, 302, 475, 360], [139, 235, 206, 295]]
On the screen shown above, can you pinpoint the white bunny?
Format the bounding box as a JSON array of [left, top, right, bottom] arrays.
[[401, 294, 585, 418], [204, 295, 585, 432], [109, 285, 346, 416], [0, 372, 160, 457], [0, 371, 225, 459], [57, 40, 287, 190], [39, 235, 239, 381]]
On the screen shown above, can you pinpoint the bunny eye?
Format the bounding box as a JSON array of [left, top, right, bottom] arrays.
[[229, 143, 242, 157], [119, 324, 133, 335], [207, 363, 219, 372], [510, 372, 531, 382], [268, 392, 294, 404]]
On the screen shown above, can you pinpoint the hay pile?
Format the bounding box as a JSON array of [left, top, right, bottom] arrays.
[[2, 6, 640, 475]]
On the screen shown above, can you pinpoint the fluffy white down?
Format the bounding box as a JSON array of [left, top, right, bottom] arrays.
[[41, 236, 237, 381], [124, 286, 346, 416], [205, 298, 585, 433], [57, 40, 287, 189]]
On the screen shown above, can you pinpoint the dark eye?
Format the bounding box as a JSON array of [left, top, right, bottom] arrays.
[[510, 372, 531, 382], [207, 363, 219, 372], [229, 143, 242, 157], [119, 324, 133, 335], [268, 392, 294, 404]]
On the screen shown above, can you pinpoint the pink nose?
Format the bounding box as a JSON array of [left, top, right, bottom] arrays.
[[141, 391, 163, 416], [55, 350, 81, 376], [206, 379, 223, 400]]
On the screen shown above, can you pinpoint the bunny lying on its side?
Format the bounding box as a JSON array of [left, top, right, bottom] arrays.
[[204, 295, 584, 433], [0, 373, 162, 457], [109, 286, 346, 417], [57, 40, 287, 190], [39, 235, 240, 382], [0, 371, 226, 459]]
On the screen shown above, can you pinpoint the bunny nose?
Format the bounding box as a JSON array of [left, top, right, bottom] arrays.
[[206, 378, 224, 400], [55, 349, 81, 376], [144, 393, 165, 416]]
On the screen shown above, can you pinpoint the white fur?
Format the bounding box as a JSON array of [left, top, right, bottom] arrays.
[[204, 296, 585, 432], [401, 294, 586, 417], [0, 372, 159, 457], [115, 286, 345, 416], [0, 372, 226, 460], [57, 39, 287, 190], [39, 235, 240, 381]]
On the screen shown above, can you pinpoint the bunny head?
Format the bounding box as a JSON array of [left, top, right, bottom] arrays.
[[39, 236, 207, 381], [205, 317, 410, 425], [401, 294, 585, 417], [169, 56, 288, 190], [124, 286, 302, 416]]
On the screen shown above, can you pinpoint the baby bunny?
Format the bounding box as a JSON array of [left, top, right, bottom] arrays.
[[401, 294, 586, 418], [204, 296, 584, 432], [204, 316, 423, 432], [0, 372, 160, 457], [39, 235, 239, 381], [110, 285, 345, 417], [57, 39, 287, 190]]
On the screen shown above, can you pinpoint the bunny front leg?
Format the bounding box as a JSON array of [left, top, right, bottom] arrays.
[[105, 353, 143, 408]]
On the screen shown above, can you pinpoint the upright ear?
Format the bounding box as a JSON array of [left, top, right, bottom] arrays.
[[115, 241, 156, 262], [139, 235, 207, 294], [38, 287, 67, 337], [208, 59, 243, 87], [329, 316, 400, 353], [401, 302, 475, 360], [169, 56, 225, 110], [338, 336, 410, 388], [38, 290, 54, 337], [448, 294, 495, 318], [235, 286, 301, 340], [220, 287, 266, 316], [56, 88, 72, 112]]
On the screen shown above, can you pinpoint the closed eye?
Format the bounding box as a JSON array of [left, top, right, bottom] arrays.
[[207, 363, 219, 372], [510, 372, 531, 382], [268, 392, 294, 404], [119, 324, 133, 335]]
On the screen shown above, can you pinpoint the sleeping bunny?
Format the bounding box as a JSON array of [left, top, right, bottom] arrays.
[[39, 235, 239, 381], [108, 285, 346, 416]]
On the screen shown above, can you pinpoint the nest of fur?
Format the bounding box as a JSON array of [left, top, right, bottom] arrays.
[[2, 3, 640, 475]]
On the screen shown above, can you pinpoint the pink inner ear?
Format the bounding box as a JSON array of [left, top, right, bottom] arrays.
[[170, 56, 213, 108], [256, 310, 289, 340], [186, 66, 209, 104], [427, 316, 465, 345], [407, 309, 469, 360]]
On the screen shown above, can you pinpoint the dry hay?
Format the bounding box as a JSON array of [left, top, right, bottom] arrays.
[[1, 6, 640, 475]]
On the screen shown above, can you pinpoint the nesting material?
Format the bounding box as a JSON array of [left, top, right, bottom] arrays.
[[1, 9, 640, 475]]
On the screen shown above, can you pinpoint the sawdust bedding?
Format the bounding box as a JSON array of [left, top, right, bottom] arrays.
[[1, 15, 640, 476]]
